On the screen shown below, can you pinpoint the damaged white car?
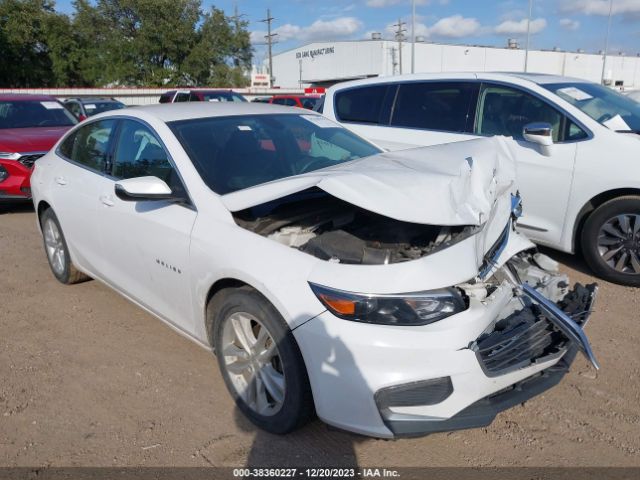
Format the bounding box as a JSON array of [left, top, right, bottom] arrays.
[[30, 103, 599, 438]]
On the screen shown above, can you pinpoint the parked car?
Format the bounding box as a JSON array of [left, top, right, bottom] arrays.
[[626, 90, 640, 103], [269, 94, 323, 110], [0, 94, 76, 202], [324, 73, 640, 286], [63, 97, 126, 121], [251, 96, 272, 103], [31, 103, 598, 438], [159, 89, 247, 103]]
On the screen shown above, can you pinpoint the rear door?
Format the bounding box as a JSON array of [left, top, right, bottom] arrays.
[[332, 82, 479, 150], [96, 119, 197, 332], [50, 119, 118, 275]]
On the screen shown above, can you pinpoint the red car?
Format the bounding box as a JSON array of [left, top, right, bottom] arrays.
[[269, 95, 323, 110], [0, 94, 76, 202]]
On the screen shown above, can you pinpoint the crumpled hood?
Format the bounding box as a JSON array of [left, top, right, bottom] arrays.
[[221, 136, 518, 226]]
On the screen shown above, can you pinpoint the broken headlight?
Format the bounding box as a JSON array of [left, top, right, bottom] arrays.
[[309, 283, 467, 326]]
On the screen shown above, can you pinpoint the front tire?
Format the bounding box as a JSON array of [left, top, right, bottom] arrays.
[[209, 287, 314, 434], [40, 208, 90, 284], [581, 196, 640, 286]]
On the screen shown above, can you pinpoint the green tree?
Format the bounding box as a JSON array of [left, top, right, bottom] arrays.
[[183, 7, 252, 87], [0, 0, 253, 88], [0, 0, 56, 87]]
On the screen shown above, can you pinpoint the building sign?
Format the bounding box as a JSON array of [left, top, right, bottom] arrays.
[[296, 46, 335, 60]]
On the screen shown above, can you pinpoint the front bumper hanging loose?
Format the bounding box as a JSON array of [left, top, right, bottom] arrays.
[[521, 283, 599, 370]]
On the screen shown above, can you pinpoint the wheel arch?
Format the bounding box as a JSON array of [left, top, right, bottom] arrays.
[[36, 200, 52, 222], [572, 188, 640, 253]]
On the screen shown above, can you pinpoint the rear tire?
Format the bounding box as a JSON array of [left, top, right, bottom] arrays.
[[581, 196, 640, 287], [209, 287, 314, 434], [40, 208, 90, 285]]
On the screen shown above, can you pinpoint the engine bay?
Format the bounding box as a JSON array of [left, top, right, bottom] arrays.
[[232, 188, 478, 265]]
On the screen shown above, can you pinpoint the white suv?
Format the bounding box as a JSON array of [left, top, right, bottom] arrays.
[[324, 73, 640, 286]]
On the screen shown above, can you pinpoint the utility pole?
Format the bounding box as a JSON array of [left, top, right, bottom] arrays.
[[260, 9, 277, 87], [524, 0, 532, 72], [601, 0, 614, 85], [392, 18, 406, 75], [411, 0, 416, 73], [231, 2, 247, 68]]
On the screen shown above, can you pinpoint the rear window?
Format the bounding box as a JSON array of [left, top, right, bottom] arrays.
[[391, 82, 479, 133], [334, 85, 389, 124]]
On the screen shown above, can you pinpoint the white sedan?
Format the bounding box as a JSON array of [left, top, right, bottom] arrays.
[[30, 103, 597, 438]]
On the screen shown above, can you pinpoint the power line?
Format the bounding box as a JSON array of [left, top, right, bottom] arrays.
[[260, 8, 277, 86], [392, 18, 406, 75]]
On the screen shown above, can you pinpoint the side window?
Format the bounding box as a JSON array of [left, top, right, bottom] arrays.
[[111, 120, 185, 195], [174, 92, 190, 103], [390, 82, 479, 132], [59, 120, 116, 171], [189, 92, 201, 102], [334, 85, 389, 124], [476, 85, 566, 142], [271, 97, 287, 105], [66, 102, 82, 118]]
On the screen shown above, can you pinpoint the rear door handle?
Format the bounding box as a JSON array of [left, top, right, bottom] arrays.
[[55, 176, 67, 186], [99, 195, 115, 207]]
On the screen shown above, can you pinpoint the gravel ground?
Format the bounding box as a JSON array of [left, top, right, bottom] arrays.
[[1, 205, 639, 468]]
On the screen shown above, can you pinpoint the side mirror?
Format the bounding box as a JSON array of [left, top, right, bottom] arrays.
[[523, 122, 553, 156], [115, 176, 179, 202]]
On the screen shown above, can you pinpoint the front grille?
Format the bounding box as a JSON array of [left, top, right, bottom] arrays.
[[474, 306, 569, 376], [17, 153, 45, 169]]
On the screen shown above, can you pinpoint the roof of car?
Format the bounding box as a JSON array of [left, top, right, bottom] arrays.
[[0, 93, 58, 102], [328, 72, 592, 91], [73, 97, 122, 103], [96, 102, 310, 123], [496, 72, 590, 85]]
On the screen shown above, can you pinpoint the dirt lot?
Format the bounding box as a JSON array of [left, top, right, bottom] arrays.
[[1, 205, 639, 469]]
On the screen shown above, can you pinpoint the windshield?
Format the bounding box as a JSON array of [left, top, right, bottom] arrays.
[[0, 100, 77, 129], [545, 82, 640, 132], [168, 113, 382, 195], [84, 101, 125, 116], [202, 92, 247, 103]]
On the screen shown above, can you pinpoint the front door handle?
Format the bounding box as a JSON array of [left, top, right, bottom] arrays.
[[99, 195, 115, 207], [55, 176, 67, 186]]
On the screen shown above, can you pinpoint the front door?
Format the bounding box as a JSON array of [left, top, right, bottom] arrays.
[[475, 83, 587, 246], [97, 119, 198, 333]]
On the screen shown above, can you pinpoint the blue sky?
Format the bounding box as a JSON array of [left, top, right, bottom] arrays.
[[55, 0, 640, 65]]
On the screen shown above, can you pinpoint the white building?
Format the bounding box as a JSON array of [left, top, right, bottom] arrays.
[[270, 39, 640, 89]]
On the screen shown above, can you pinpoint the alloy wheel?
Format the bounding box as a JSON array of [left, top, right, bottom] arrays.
[[221, 312, 285, 416], [43, 218, 66, 276], [597, 214, 640, 274]]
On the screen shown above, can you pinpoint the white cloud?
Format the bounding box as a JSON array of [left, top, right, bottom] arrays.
[[429, 15, 481, 37], [366, 0, 437, 7], [251, 17, 363, 44], [494, 17, 547, 35], [559, 18, 580, 30], [560, 0, 640, 15], [383, 14, 480, 39], [366, 0, 402, 6]]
